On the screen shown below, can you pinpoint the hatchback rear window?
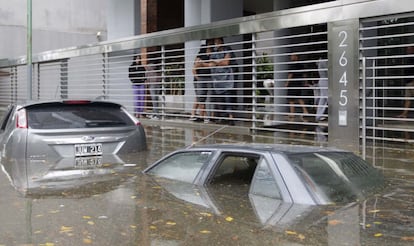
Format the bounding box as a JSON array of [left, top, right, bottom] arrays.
[[288, 152, 384, 204], [26, 103, 135, 129]]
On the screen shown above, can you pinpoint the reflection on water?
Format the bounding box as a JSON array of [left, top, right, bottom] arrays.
[[0, 125, 413, 245], [154, 177, 317, 230], [1, 149, 149, 198]]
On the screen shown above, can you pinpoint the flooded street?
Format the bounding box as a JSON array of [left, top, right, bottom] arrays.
[[0, 124, 413, 245]]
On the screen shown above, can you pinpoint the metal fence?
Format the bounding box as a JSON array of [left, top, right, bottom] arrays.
[[1, 0, 414, 153], [360, 13, 414, 157]]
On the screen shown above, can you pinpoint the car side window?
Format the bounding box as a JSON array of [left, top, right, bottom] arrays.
[[250, 158, 281, 199], [210, 154, 259, 186], [146, 151, 212, 183]]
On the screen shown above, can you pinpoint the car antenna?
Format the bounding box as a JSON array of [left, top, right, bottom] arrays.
[[186, 125, 227, 149]]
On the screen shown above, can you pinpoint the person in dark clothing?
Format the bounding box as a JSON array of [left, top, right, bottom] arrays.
[[397, 46, 414, 118], [285, 54, 309, 121], [128, 55, 146, 118], [209, 37, 234, 123], [190, 39, 214, 123], [146, 58, 162, 119]]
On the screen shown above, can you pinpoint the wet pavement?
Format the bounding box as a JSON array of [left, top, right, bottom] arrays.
[[0, 124, 414, 245]]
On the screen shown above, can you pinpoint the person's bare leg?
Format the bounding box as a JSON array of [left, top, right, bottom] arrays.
[[298, 99, 309, 122], [397, 99, 410, 118], [199, 104, 206, 117], [298, 99, 309, 114], [190, 100, 199, 119], [288, 101, 295, 119]]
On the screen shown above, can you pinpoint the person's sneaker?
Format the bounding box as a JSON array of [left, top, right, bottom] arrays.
[[189, 116, 197, 121], [204, 119, 210, 123], [152, 115, 160, 120]]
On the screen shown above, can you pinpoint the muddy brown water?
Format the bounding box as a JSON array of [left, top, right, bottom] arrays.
[[0, 125, 413, 245]]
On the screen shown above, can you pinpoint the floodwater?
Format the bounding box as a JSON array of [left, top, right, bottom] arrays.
[[0, 125, 413, 245]]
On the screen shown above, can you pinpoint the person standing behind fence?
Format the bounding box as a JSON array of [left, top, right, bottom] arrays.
[[190, 39, 214, 123], [397, 46, 414, 118], [146, 58, 162, 119], [209, 37, 234, 124], [285, 54, 309, 121], [129, 55, 146, 118], [316, 57, 328, 121]]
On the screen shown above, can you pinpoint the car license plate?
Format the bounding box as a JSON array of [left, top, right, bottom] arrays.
[[74, 143, 103, 156], [75, 156, 103, 169]]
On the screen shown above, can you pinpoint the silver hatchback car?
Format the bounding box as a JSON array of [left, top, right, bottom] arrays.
[[0, 100, 146, 188]]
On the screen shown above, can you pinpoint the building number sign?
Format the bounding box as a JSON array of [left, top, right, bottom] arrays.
[[329, 20, 359, 148], [337, 30, 348, 126]]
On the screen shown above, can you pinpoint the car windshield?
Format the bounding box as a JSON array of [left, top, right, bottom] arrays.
[[287, 152, 384, 204], [26, 103, 135, 129]]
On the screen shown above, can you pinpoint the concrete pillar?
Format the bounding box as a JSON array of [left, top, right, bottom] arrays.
[[183, 0, 243, 112], [270, 0, 293, 124], [184, 0, 242, 112], [141, 0, 158, 35], [211, 0, 243, 21], [106, 0, 139, 40], [184, 0, 204, 112], [106, 0, 140, 111]]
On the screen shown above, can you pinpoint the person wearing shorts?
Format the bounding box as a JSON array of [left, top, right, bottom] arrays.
[[397, 46, 414, 118], [190, 39, 214, 123], [209, 37, 235, 124], [285, 54, 309, 121], [128, 55, 146, 118]]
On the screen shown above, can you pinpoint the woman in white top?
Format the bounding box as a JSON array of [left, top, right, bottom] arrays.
[[316, 57, 328, 121]]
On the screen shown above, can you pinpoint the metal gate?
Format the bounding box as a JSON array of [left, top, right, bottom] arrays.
[[360, 13, 414, 158]]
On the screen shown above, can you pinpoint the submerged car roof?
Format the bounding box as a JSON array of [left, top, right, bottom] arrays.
[[186, 143, 346, 154]]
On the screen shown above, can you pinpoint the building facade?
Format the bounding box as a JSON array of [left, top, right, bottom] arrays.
[[1, 0, 414, 158], [0, 0, 335, 58]]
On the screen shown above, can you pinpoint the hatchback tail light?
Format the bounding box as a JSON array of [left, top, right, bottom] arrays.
[[16, 109, 28, 128], [120, 107, 141, 126]]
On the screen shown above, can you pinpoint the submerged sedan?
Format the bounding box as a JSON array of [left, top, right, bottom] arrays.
[[0, 100, 147, 191], [144, 144, 384, 205]]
